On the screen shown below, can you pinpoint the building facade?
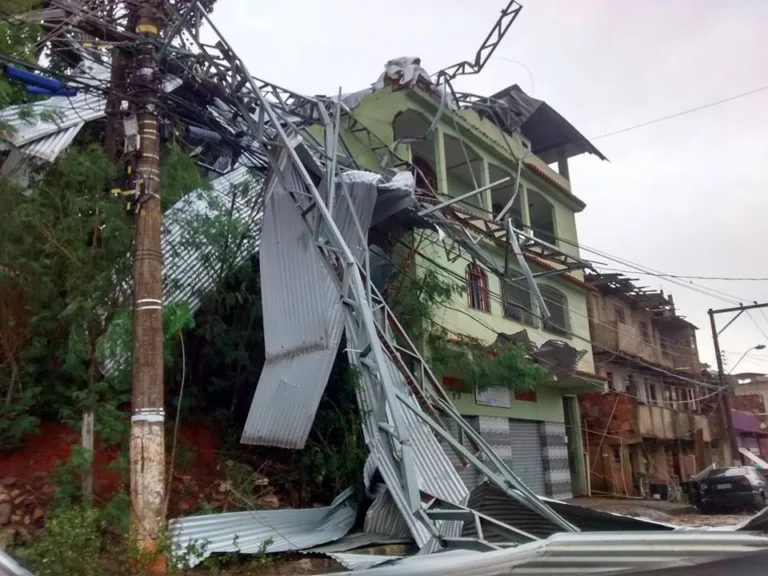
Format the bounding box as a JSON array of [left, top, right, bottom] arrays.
[[320, 62, 606, 499], [581, 272, 722, 497]]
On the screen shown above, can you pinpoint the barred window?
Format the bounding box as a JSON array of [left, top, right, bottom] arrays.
[[540, 285, 569, 336], [466, 263, 490, 312]]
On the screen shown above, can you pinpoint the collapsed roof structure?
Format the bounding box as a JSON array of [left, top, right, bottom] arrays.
[[3, 1, 768, 574]]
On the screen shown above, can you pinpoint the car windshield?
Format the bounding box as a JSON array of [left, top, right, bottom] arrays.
[[709, 468, 750, 478]]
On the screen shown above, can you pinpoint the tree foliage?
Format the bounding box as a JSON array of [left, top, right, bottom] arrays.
[[0, 144, 133, 448], [387, 260, 548, 394]]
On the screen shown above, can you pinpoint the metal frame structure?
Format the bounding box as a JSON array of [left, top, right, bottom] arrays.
[[434, 1, 523, 84], [14, 0, 583, 551]]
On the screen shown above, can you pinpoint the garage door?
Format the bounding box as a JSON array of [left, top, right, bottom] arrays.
[[440, 416, 482, 492], [508, 419, 546, 495]]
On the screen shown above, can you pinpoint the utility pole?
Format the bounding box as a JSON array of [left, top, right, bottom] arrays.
[[129, 0, 166, 564], [708, 302, 768, 467]]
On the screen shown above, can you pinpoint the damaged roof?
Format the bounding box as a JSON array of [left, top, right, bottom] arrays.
[[475, 84, 607, 164]]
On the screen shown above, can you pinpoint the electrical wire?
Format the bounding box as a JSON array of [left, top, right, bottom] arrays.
[[411, 230, 717, 376], [599, 268, 768, 283], [589, 84, 768, 141], [747, 310, 768, 343], [381, 238, 726, 397]]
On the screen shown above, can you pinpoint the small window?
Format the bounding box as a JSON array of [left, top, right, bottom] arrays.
[[466, 263, 490, 312], [660, 337, 670, 353], [514, 389, 537, 403], [639, 321, 649, 342], [540, 285, 569, 336], [501, 278, 535, 325], [648, 381, 659, 405], [615, 306, 626, 324], [606, 371, 615, 392], [612, 446, 622, 465]]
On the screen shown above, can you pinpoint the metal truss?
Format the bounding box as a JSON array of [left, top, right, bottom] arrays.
[[434, 1, 523, 84], [368, 280, 576, 533], [33, 0, 579, 549]]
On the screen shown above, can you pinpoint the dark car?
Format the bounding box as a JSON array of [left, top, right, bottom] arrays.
[[697, 466, 766, 512]]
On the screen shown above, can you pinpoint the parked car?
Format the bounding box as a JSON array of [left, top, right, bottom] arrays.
[[696, 466, 767, 512]]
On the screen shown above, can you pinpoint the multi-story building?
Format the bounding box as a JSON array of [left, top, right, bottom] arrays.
[[580, 272, 722, 497], [320, 60, 607, 499], [731, 373, 768, 462]]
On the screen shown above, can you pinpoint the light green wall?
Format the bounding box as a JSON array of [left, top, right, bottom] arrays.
[[418, 230, 595, 375], [313, 87, 597, 423], [450, 386, 566, 422]]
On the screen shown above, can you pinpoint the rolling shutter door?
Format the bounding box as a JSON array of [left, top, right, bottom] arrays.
[[440, 416, 482, 492], [508, 419, 546, 495]]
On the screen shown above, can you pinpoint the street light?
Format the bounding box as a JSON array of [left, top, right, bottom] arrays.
[[729, 344, 767, 375]]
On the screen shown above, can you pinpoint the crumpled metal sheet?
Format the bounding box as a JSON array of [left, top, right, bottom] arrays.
[[373, 57, 433, 90], [99, 166, 264, 377], [241, 169, 417, 450], [361, 358, 469, 553], [464, 482, 673, 541], [327, 553, 404, 571], [737, 505, 768, 532], [0, 549, 33, 576], [307, 532, 411, 554], [170, 488, 356, 567], [241, 170, 382, 449], [312, 531, 768, 576]]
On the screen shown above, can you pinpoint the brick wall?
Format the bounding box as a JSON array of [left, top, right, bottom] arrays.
[[731, 393, 766, 414], [580, 392, 637, 443]]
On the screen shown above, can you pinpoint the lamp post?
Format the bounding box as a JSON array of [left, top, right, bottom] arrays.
[[728, 344, 766, 375]]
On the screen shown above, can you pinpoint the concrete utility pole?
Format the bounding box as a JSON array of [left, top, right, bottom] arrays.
[[708, 302, 768, 467], [129, 0, 166, 561]]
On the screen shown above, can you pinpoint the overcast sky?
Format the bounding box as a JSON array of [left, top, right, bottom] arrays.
[[208, 0, 768, 374]]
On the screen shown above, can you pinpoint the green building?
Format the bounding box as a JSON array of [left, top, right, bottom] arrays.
[[312, 61, 606, 499]]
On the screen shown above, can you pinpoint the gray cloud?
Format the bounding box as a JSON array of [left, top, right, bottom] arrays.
[[210, 0, 768, 373]]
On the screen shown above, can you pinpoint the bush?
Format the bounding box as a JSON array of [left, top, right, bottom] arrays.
[[18, 507, 102, 576]]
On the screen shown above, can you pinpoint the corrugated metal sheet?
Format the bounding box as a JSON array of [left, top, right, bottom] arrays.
[[240, 167, 347, 448], [384, 359, 468, 506], [327, 553, 403, 571], [464, 483, 672, 541], [307, 533, 412, 554], [361, 351, 468, 548], [0, 88, 106, 148], [241, 169, 396, 449], [170, 487, 356, 567], [463, 482, 561, 540], [0, 549, 33, 576], [101, 166, 264, 377], [364, 488, 412, 539], [439, 417, 482, 493], [738, 504, 768, 532], [0, 66, 182, 165], [162, 166, 264, 313], [314, 532, 768, 576], [21, 124, 84, 162]]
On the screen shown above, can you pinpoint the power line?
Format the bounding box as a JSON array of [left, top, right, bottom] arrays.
[[422, 207, 754, 306], [600, 268, 768, 282], [389, 251, 728, 408], [747, 310, 768, 342], [388, 235, 722, 391], [414, 230, 725, 370], [590, 84, 768, 141]]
